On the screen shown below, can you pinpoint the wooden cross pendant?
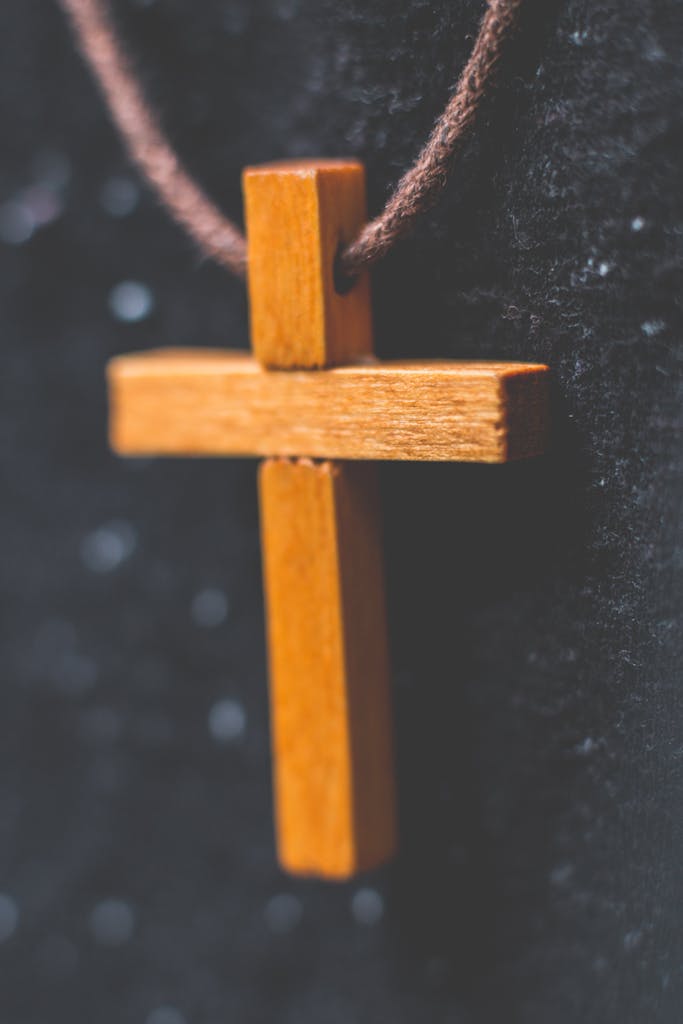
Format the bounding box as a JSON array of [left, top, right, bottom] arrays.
[[108, 159, 550, 880]]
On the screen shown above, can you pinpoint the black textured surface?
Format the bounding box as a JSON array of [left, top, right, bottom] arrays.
[[1, 2, 681, 1022]]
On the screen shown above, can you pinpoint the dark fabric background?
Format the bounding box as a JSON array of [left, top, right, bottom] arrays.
[[1, 1, 681, 1022]]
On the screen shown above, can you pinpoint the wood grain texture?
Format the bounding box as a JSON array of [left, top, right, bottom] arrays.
[[242, 159, 373, 368], [108, 349, 551, 463], [246, 158, 394, 879], [259, 458, 396, 878], [106, 158, 548, 881]]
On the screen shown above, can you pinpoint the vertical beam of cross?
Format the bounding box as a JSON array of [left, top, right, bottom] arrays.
[[243, 161, 396, 878]]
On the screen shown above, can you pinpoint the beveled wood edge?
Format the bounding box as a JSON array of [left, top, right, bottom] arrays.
[[108, 347, 550, 380]]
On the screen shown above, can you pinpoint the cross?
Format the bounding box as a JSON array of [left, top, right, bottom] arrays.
[[108, 159, 550, 880]]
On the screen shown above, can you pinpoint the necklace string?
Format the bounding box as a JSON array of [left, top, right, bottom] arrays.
[[57, 0, 524, 282]]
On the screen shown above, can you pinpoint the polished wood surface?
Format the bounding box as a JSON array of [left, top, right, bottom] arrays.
[[246, 159, 395, 878], [108, 349, 550, 463], [243, 159, 373, 368], [260, 459, 396, 877], [107, 157, 550, 880]]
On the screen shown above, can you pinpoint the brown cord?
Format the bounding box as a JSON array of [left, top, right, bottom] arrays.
[[340, 0, 525, 278], [57, 0, 524, 282], [58, 0, 248, 277]]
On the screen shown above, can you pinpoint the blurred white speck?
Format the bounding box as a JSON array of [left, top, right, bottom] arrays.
[[35, 617, 78, 655], [549, 863, 574, 886], [0, 894, 19, 943], [208, 698, 246, 743], [264, 893, 302, 934], [92, 753, 128, 794], [191, 587, 229, 627], [146, 1008, 187, 1024], [624, 929, 643, 952], [32, 150, 71, 190], [223, 4, 249, 33], [631, 216, 645, 232], [645, 43, 665, 62], [21, 185, 63, 227], [100, 176, 140, 217], [275, 0, 301, 19], [570, 29, 589, 46], [81, 519, 137, 572], [576, 737, 597, 756], [108, 280, 154, 323], [89, 899, 135, 946], [52, 652, 98, 697], [351, 887, 384, 926], [598, 261, 611, 277], [80, 707, 122, 743], [641, 319, 665, 338], [0, 200, 35, 245]]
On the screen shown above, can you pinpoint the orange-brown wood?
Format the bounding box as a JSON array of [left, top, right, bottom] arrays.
[[106, 156, 552, 881], [243, 159, 373, 368], [260, 458, 396, 877], [108, 349, 551, 463], [243, 159, 395, 878]]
